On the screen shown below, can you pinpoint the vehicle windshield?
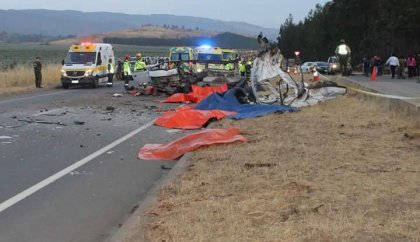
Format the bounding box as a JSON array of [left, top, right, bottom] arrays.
[[197, 53, 222, 61], [170, 53, 190, 61], [222, 52, 234, 60], [64, 52, 96, 65], [316, 62, 328, 67], [328, 57, 338, 63]]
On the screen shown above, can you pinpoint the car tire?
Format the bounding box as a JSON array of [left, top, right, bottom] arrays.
[[91, 77, 98, 89], [62, 83, 70, 89]]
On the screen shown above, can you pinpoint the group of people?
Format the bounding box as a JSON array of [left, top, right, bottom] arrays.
[[239, 56, 255, 80], [114, 53, 147, 88], [363, 53, 420, 79]]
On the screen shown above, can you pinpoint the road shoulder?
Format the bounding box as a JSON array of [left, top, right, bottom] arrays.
[[106, 154, 192, 242]]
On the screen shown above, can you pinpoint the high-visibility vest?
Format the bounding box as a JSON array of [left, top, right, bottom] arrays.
[[239, 63, 246, 72], [224, 63, 234, 70], [337, 44, 349, 55], [108, 63, 115, 74], [123, 60, 131, 75], [134, 60, 147, 71], [246, 60, 253, 69]]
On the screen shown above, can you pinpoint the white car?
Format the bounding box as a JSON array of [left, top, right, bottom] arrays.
[[300, 62, 315, 73]]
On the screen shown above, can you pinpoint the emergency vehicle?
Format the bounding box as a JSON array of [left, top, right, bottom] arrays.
[[61, 43, 115, 89], [169, 47, 194, 62], [193, 46, 239, 84], [168, 47, 195, 73], [193, 45, 225, 75]]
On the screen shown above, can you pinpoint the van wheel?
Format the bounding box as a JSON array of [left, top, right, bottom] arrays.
[[91, 77, 98, 88], [62, 83, 70, 89]]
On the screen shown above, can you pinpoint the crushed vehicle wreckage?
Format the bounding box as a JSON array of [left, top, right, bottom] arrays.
[[249, 43, 347, 107], [136, 37, 348, 161], [126, 40, 346, 109]]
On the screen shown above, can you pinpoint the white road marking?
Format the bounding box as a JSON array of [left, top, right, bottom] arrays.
[[0, 121, 154, 213], [0, 90, 76, 105]]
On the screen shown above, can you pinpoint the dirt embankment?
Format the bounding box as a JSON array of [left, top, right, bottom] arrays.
[[128, 94, 420, 241]]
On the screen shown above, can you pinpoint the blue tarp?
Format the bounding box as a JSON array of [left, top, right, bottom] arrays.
[[194, 90, 299, 119]]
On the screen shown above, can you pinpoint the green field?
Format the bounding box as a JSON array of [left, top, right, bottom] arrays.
[[0, 43, 169, 69]]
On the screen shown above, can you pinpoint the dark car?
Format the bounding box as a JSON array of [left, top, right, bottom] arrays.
[[314, 61, 329, 74]]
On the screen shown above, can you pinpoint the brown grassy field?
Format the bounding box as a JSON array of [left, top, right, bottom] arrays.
[[129, 94, 420, 241], [0, 64, 61, 95], [51, 26, 218, 46]]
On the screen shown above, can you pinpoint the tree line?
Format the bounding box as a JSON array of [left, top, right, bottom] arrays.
[[0, 31, 75, 43], [104, 32, 259, 49], [277, 0, 420, 63]]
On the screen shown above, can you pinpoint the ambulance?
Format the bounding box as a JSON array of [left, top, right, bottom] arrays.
[[194, 45, 225, 75], [169, 47, 194, 62], [61, 43, 114, 89], [168, 46, 195, 73], [221, 48, 239, 71]]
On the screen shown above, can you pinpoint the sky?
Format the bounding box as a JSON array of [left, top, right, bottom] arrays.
[[0, 0, 330, 29]]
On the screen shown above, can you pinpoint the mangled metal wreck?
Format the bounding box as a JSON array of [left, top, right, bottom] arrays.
[[250, 40, 347, 107]]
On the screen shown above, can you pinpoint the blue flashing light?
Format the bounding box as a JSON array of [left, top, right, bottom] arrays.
[[199, 45, 212, 49]]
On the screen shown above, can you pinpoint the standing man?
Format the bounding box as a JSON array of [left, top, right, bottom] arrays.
[[335, 39, 351, 76], [123, 55, 132, 89], [239, 57, 246, 77], [134, 53, 147, 71], [107, 58, 115, 87], [33, 56, 42, 88], [385, 53, 399, 79]]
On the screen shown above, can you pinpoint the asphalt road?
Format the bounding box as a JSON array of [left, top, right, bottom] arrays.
[[0, 83, 182, 242]]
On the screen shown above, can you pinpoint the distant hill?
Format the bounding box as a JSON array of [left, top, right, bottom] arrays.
[[0, 9, 278, 39], [105, 31, 259, 49], [50, 26, 259, 49], [50, 26, 218, 45]]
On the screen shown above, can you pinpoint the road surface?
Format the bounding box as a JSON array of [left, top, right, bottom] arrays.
[[0, 84, 181, 242]]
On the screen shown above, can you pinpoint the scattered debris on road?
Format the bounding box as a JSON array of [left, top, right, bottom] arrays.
[[73, 120, 85, 125], [18, 118, 66, 126], [106, 106, 116, 112]]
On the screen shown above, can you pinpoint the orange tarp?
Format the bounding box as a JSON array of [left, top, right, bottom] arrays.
[[161, 83, 228, 103], [154, 106, 237, 129], [161, 93, 198, 103], [138, 128, 247, 160]]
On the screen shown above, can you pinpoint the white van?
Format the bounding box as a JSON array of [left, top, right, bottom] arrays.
[[61, 43, 114, 88]]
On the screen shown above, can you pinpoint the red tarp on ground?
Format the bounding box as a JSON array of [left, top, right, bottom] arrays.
[[161, 83, 228, 103], [138, 128, 247, 160], [154, 106, 237, 129]]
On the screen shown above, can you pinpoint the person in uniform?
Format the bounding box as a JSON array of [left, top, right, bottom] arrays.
[[123, 55, 132, 89], [134, 53, 147, 71], [107, 58, 115, 87], [33, 56, 43, 88], [335, 39, 351, 76]]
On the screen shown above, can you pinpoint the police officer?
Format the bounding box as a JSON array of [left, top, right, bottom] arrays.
[[335, 39, 351, 76], [107, 58, 115, 87], [134, 53, 147, 71], [33, 56, 42, 88], [239, 58, 246, 77], [123, 55, 132, 89], [245, 57, 253, 81]]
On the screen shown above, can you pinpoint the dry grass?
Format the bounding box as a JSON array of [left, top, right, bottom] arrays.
[[51, 26, 218, 46], [132, 95, 420, 242], [0, 64, 61, 94]]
